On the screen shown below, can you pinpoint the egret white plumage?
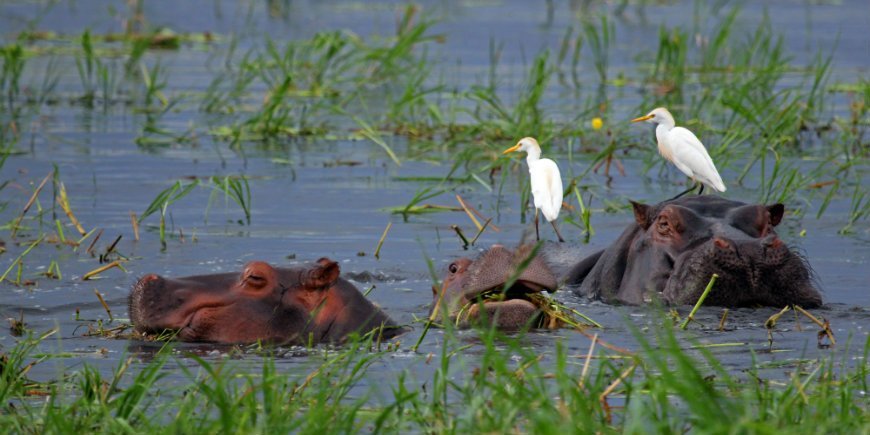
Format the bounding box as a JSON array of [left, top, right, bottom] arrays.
[[503, 137, 565, 242], [631, 107, 725, 198]]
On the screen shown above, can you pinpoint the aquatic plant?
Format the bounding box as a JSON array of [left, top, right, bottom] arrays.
[[138, 180, 198, 249], [0, 44, 25, 107], [0, 317, 866, 432]]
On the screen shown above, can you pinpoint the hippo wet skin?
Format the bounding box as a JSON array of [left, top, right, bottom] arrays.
[[129, 258, 405, 344], [432, 244, 559, 329], [566, 195, 822, 308]]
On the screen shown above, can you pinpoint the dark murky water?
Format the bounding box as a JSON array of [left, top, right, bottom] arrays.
[[1, 0, 868, 389]]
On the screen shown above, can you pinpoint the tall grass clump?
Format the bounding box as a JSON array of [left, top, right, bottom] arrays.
[[582, 14, 613, 85], [0, 44, 26, 107], [467, 50, 556, 142], [75, 30, 118, 109], [1, 319, 867, 432]]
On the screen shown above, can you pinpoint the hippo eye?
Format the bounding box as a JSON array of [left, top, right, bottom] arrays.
[[448, 263, 459, 274], [656, 219, 670, 234]]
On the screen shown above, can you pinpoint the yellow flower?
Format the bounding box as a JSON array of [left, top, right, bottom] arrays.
[[591, 117, 603, 130]]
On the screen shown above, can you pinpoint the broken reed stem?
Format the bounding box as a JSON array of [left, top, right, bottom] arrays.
[[450, 224, 470, 248], [415, 281, 450, 352], [130, 211, 140, 241], [411, 318, 434, 353], [599, 362, 636, 399], [794, 305, 836, 345], [579, 333, 598, 388], [765, 305, 791, 329], [0, 236, 45, 283], [11, 172, 52, 238], [75, 227, 98, 248], [469, 218, 492, 246], [578, 329, 633, 355], [793, 305, 824, 328], [599, 361, 637, 423], [86, 228, 104, 256], [82, 260, 124, 280], [455, 194, 482, 231], [460, 195, 500, 232], [93, 289, 113, 321], [54, 220, 66, 243], [564, 306, 603, 329], [680, 273, 718, 330], [105, 234, 122, 257], [374, 221, 392, 260], [57, 182, 87, 235], [793, 308, 803, 332], [764, 305, 791, 350], [718, 308, 729, 331]]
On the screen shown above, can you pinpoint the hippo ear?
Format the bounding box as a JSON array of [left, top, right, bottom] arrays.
[[303, 258, 341, 290], [767, 204, 785, 227], [630, 201, 653, 230]]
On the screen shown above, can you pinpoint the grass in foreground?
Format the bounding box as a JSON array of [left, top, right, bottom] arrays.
[[0, 318, 867, 433]]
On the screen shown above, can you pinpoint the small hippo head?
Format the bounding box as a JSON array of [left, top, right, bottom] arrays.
[[572, 195, 821, 307], [432, 244, 559, 329], [128, 259, 404, 344]]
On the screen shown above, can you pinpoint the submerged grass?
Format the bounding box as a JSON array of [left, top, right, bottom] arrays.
[[0, 319, 866, 432]]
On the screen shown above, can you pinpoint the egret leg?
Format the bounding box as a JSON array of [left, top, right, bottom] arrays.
[[534, 209, 541, 241], [550, 220, 565, 243], [668, 182, 699, 201], [697, 183, 705, 195]]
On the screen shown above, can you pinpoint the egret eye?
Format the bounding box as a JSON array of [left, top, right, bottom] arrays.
[[448, 263, 459, 274]]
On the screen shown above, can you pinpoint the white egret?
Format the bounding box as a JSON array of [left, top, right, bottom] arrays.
[[631, 107, 725, 198], [503, 137, 565, 242]]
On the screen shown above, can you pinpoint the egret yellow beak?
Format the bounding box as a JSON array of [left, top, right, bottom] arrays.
[[502, 143, 522, 154], [631, 114, 653, 123]]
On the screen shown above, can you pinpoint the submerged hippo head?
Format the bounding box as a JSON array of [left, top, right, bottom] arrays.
[[568, 195, 821, 307], [431, 244, 559, 329], [129, 259, 405, 344]]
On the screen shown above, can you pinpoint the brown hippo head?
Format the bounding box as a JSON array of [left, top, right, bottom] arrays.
[[431, 244, 559, 329], [128, 258, 405, 344], [567, 195, 822, 307]]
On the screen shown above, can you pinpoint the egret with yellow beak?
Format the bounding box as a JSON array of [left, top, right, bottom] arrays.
[[503, 137, 565, 242], [631, 107, 725, 198]]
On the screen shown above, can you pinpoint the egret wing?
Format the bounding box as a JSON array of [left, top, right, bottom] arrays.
[[669, 130, 725, 191], [529, 159, 563, 221]]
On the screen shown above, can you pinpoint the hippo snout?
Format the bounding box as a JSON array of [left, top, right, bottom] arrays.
[[128, 274, 167, 333], [710, 234, 789, 269]]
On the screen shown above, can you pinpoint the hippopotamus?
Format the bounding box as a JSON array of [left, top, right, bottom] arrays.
[[431, 244, 559, 329], [128, 258, 405, 344], [565, 195, 822, 307]]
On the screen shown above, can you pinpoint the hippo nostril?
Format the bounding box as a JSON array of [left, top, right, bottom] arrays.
[[134, 274, 164, 295], [762, 236, 782, 250], [713, 237, 732, 250]]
